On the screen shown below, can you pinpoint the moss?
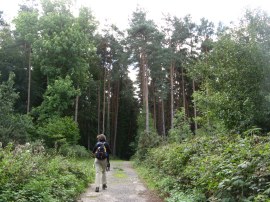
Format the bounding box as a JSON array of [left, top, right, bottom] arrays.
[[113, 167, 128, 179]]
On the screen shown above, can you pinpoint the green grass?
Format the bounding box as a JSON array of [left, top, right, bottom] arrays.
[[110, 160, 128, 178], [134, 164, 157, 190], [113, 169, 128, 178]]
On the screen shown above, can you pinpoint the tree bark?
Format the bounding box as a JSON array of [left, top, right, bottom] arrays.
[[27, 44, 31, 114], [106, 69, 111, 142], [88, 88, 91, 150], [74, 95, 79, 122], [113, 80, 120, 156], [142, 52, 149, 133], [193, 80, 198, 131], [97, 81, 101, 134], [102, 68, 106, 134], [161, 99, 165, 137], [88, 134, 90, 150], [153, 85, 156, 130], [170, 61, 175, 129], [111, 85, 116, 148], [181, 66, 186, 117]]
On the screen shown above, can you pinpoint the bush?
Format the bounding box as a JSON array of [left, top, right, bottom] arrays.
[[134, 111, 161, 161], [0, 142, 94, 202], [0, 72, 35, 146], [37, 116, 80, 148], [0, 114, 34, 146], [135, 130, 161, 161], [59, 144, 90, 158], [168, 108, 193, 143], [135, 134, 270, 201]]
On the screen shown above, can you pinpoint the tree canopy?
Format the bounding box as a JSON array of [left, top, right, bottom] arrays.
[[1, 1, 270, 158]]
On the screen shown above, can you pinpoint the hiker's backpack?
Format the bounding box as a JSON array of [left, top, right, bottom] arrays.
[[95, 142, 107, 160]]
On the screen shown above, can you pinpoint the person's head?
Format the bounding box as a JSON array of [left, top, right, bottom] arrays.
[[97, 134, 106, 142]]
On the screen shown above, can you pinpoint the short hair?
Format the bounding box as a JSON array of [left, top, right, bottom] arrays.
[[97, 134, 106, 141]]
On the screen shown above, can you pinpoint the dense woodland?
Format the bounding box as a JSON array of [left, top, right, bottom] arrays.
[[2, 0, 270, 201]]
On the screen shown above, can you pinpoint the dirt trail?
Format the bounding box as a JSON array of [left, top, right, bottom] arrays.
[[77, 161, 164, 202]]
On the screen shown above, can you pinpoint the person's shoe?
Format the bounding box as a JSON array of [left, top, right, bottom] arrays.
[[95, 187, 99, 192], [102, 184, 107, 190]]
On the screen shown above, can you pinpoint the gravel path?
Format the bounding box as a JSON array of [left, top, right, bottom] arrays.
[[77, 161, 164, 202]]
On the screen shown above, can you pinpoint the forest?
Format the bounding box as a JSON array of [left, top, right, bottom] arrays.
[[1, 0, 270, 201]]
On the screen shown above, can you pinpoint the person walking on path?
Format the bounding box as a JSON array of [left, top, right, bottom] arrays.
[[92, 134, 111, 192]]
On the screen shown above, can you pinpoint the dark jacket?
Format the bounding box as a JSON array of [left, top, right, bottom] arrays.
[[92, 141, 111, 156]]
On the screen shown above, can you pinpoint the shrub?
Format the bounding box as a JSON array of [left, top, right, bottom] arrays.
[[136, 134, 270, 201], [134, 111, 161, 161], [0, 114, 34, 146], [37, 116, 80, 148], [0, 72, 34, 146], [0, 142, 94, 202], [168, 108, 193, 143], [59, 144, 90, 158], [135, 130, 161, 161]]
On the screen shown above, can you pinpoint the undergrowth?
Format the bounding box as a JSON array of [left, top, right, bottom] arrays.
[[0, 143, 94, 202], [134, 134, 270, 202]]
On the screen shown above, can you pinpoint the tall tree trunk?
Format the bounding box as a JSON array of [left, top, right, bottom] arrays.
[[145, 74, 149, 133], [141, 52, 149, 133], [88, 88, 91, 150], [110, 85, 116, 148], [140, 53, 145, 106], [206, 81, 210, 128], [113, 80, 120, 156], [192, 80, 198, 131], [170, 62, 174, 129], [74, 95, 79, 122], [205, 47, 210, 129], [88, 133, 90, 150], [181, 66, 186, 116], [161, 99, 165, 137], [87, 122, 90, 150], [102, 68, 107, 134], [106, 70, 111, 142], [97, 81, 101, 134], [153, 85, 156, 130], [27, 44, 31, 114]]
